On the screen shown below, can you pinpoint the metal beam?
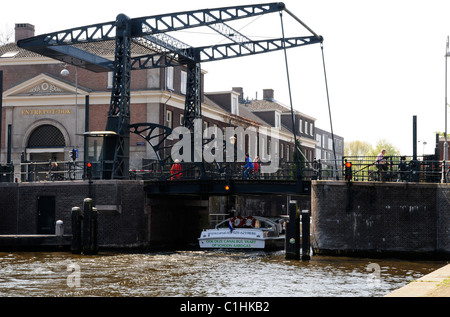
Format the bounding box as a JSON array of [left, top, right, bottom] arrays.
[[134, 33, 195, 62], [45, 45, 113, 72], [132, 3, 285, 36], [17, 21, 116, 47], [206, 22, 254, 53], [197, 35, 322, 63], [104, 14, 132, 179], [130, 36, 323, 69]]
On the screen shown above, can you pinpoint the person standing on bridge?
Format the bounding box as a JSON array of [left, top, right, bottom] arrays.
[[375, 149, 388, 180], [376, 149, 387, 170], [243, 154, 254, 180], [171, 159, 182, 180], [253, 156, 261, 178]]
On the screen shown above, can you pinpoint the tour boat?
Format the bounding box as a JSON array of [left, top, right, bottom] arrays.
[[198, 216, 285, 250]]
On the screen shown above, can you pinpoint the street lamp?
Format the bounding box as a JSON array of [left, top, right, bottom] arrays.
[[61, 64, 79, 160], [60, 64, 78, 107], [444, 37, 449, 182], [418, 140, 427, 156]]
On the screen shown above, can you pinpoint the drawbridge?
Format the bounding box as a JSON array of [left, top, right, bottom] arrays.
[[17, 3, 324, 189]]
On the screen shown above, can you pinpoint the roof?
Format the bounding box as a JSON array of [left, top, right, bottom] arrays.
[[0, 40, 159, 61], [0, 42, 42, 59], [246, 99, 290, 113], [246, 98, 316, 121]]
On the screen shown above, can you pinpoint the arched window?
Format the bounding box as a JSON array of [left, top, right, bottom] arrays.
[[27, 124, 65, 148]]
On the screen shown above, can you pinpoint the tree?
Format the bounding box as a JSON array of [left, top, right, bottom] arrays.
[[367, 139, 400, 157], [344, 140, 372, 156], [344, 139, 400, 157], [0, 24, 13, 45]]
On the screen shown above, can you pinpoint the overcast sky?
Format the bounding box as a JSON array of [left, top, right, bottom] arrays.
[[2, 0, 450, 156]]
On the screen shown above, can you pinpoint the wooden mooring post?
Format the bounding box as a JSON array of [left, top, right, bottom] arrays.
[[71, 198, 98, 255], [285, 200, 311, 260], [71, 207, 82, 254], [301, 210, 311, 260], [285, 201, 300, 260], [82, 198, 98, 255]]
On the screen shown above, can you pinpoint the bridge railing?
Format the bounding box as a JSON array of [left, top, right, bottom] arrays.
[[0, 161, 85, 183], [343, 155, 447, 183], [130, 160, 340, 182], [4, 156, 445, 183]]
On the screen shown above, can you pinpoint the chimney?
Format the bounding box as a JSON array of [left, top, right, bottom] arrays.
[[232, 87, 244, 100], [15, 24, 35, 43], [263, 89, 274, 101]]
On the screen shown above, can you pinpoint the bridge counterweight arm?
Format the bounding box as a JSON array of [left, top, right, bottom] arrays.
[[132, 3, 286, 36]]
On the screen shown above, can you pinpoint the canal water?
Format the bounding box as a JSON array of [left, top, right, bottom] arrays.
[[0, 250, 446, 297]]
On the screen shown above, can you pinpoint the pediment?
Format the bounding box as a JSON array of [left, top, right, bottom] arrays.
[[4, 73, 89, 97]]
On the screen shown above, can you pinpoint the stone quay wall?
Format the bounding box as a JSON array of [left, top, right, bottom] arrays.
[[0, 180, 150, 249], [311, 181, 450, 259], [0, 180, 211, 250]]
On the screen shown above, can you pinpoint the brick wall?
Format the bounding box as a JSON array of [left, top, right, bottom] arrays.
[[311, 181, 450, 258], [0, 180, 218, 250], [0, 181, 149, 248]]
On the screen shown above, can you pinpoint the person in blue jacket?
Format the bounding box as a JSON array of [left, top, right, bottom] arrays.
[[243, 153, 253, 179]]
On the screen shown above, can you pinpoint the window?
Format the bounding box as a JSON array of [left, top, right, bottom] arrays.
[[316, 148, 322, 160], [166, 110, 173, 129], [107, 72, 113, 89], [316, 133, 322, 147], [280, 143, 284, 159], [181, 71, 187, 95], [28, 125, 65, 147], [179, 114, 184, 126], [299, 119, 303, 133], [166, 67, 174, 91], [310, 123, 314, 136]]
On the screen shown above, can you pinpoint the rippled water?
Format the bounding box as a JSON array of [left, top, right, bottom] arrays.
[[0, 250, 445, 297]]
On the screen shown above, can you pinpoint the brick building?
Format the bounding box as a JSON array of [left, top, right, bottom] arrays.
[[0, 23, 342, 179]]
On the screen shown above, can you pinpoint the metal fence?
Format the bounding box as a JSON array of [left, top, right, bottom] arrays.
[[0, 161, 85, 182], [130, 160, 341, 182], [343, 156, 448, 183], [1, 156, 448, 183]]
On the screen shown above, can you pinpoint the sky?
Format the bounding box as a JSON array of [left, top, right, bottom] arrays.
[[1, 0, 450, 156]]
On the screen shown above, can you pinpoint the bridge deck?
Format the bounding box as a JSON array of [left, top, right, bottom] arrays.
[[144, 179, 311, 196]]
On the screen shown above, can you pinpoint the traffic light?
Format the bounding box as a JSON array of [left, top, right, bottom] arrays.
[[344, 161, 352, 181], [69, 148, 77, 161], [86, 162, 92, 180]]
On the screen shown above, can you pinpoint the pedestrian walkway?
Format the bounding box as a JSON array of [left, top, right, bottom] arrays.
[[385, 263, 450, 297]]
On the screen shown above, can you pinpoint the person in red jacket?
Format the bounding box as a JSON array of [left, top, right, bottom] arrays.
[[253, 156, 260, 175], [171, 159, 182, 180]]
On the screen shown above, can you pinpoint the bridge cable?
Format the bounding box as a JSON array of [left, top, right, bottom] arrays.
[[279, 11, 303, 175], [320, 43, 339, 180]]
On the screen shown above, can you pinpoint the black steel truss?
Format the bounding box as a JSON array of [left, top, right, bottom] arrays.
[[17, 2, 322, 179]]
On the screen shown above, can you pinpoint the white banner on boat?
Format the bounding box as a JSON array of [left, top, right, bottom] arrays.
[[199, 238, 265, 249]]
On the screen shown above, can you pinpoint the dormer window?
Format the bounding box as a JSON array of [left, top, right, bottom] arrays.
[[1, 51, 19, 58], [275, 112, 281, 129], [231, 95, 239, 115]]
